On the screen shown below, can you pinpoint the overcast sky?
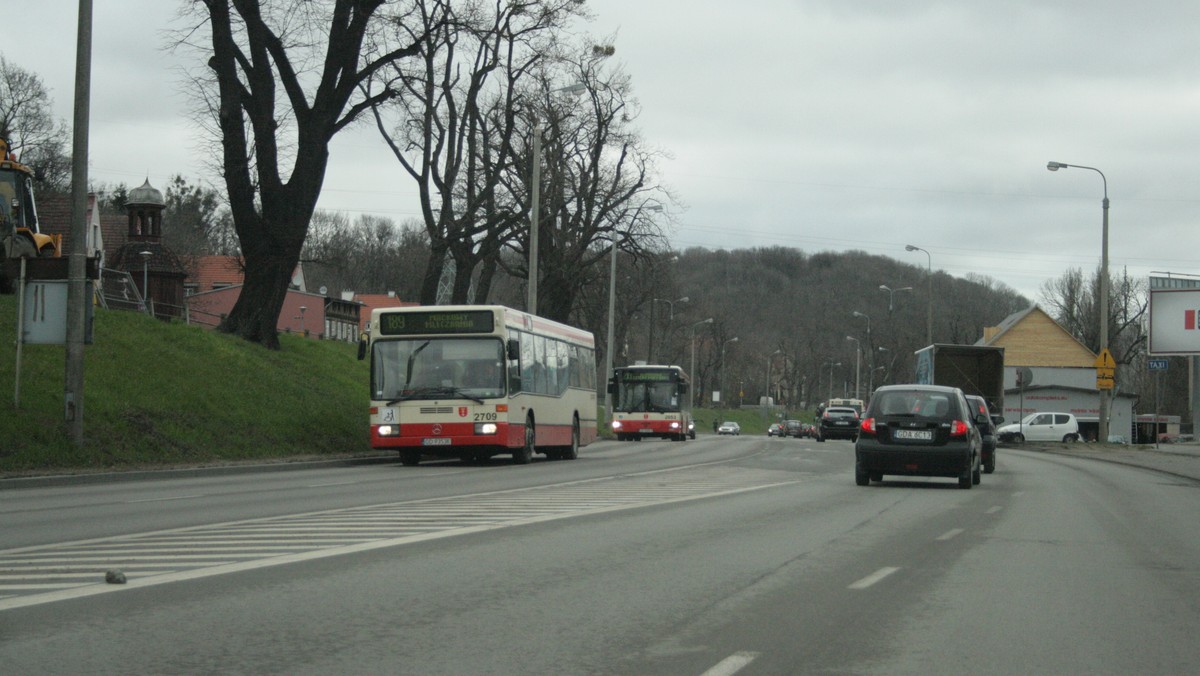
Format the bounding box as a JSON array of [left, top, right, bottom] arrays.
[[9, 0, 1200, 301]]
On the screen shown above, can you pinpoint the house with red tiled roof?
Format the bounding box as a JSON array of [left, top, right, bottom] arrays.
[[36, 192, 125, 264], [183, 255, 371, 341], [352, 292, 419, 332]]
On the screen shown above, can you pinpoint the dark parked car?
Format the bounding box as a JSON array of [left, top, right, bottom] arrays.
[[854, 384, 984, 489], [965, 394, 1002, 474], [817, 406, 860, 442], [784, 419, 804, 438]]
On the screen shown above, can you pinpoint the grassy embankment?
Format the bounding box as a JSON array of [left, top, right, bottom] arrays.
[[0, 293, 370, 476], [1, 294, 810, 475]]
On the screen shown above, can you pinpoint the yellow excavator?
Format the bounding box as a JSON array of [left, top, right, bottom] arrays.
[[1, 134, 61, 261]]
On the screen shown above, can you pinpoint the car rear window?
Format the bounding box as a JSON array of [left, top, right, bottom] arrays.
[[873, 392, 957, 420]]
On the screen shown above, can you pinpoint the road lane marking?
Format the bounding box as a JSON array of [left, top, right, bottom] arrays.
[[986, 506, 1003, 514], [1, 465, 803, 611], [848, 566, 900, 589], [701, 651, 760, 676], [936, 528, 964, 541], [125, 494, 206, 504]]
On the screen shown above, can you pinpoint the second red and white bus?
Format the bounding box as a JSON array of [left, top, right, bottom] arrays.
[[359, 305, 597, 465], [607, 365, 694, 442]]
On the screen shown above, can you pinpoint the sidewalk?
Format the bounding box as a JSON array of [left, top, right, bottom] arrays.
[[1018, 441, 1200, 483]]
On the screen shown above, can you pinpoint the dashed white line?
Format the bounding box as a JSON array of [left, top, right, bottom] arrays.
[[986, 505, 1003, 514], [936, 528, 965, 541], [848, 566, 900, 589], [701, 651, 760, 676], [125, 494, 205, 504]]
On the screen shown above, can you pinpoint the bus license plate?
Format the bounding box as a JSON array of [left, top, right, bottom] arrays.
[[640, 428, 654, 434], [422, 438, 452, 446], [895, 429, 932, 441]]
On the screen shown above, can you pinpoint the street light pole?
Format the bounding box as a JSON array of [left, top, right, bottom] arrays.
[[649, 295, 688, 363], [715, 336, 734, 408], [604, 235, 620, 421], [823, 361, 841, 403], [689, 317, 713, 406], [846, 335, 861, 399], [853, 311, 872, 396], [765, 349, 783, 405], [1048, 160, 1111, 443], [878, 284, 912, 313], [139, 250, 152, 315], [527, 83, 588, 316], [905, 245, 932, 345]]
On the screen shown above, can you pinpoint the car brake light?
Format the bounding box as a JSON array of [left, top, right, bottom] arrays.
[[860, 417, 876, 435], [950, 420, 969, 436]]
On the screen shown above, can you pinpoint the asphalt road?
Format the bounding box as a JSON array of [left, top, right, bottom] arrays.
[[3, 436, 1199, 674]]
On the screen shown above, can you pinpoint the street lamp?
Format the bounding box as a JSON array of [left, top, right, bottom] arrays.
[[527, 82, 588, 316], [720, 337, 739, 408], [905, 244, 932, 345], [878, 284, 912, 313], [689, 317, 714, 406], [1048, 160, 1111, 443], [649, 295, 688, 363], [846, 335, 861, 399], [604, 203, 663, 416], [295, 305, 307, 336], [822, 361, 841, 403], [853, 311, 872, 394], [138, 250, 152, 315], [765, 349, 784, 406]]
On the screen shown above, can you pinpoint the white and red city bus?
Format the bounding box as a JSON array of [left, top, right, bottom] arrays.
[[359, 305, 597, 465], [607, 365, 694, 442]]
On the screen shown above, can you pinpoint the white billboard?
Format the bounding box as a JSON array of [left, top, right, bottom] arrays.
[[1148, 287, 1200, 355]]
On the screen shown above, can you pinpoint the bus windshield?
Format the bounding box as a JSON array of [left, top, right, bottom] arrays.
[[615, 380, 681, 413], [372, 336, 505, 402]]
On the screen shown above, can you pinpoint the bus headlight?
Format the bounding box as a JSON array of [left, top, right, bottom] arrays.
[[670, 421, 681, 430], [377, 425, 400, 437], [611, 420, 623, 431], [475, 423, 498, 435]]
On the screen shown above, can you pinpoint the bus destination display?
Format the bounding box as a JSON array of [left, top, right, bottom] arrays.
[[620, 370, 674, 382], [380, 310, 494, 336]]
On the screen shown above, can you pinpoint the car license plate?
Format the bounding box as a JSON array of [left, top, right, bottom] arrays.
[[895, 429, 933, 441], [835, 421, 850, 426], [422, 438, 452, 446]]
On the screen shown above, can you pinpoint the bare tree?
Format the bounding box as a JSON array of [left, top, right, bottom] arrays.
[[0, 55, 71, 192], [366, 0, 583, 305], [162, 175, 232, 259], [502, 43, 674, 323], [1039, 265, 1146, 364], [186, 0, 424, 348]]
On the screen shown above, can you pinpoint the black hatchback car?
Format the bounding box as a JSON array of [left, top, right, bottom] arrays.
[[817, 406, 860, 442], [854, 384, 985, 489], [964, 394, 1002, 474]]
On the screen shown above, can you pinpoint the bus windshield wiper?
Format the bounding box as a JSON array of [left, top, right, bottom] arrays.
[[387, 386, 484, 405], [431, 386, 485, 404]]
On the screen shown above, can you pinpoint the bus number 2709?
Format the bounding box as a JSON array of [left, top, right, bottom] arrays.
[[474, 412, 498, 422]]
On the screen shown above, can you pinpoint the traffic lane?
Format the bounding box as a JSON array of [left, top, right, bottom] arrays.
[[0, 454, 868, 673], [0, 435, 787, 549], [631, 447, 1200, 674], [859, 448, 1200, 674]]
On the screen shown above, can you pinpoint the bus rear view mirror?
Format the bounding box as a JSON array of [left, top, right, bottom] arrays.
[[506, 338, 520, 361], [357, 333, 368, 361]]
